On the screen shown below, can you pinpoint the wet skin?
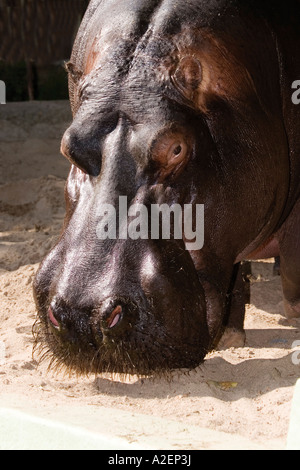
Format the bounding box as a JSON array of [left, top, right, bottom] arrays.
[[33, 0, 300, 375]]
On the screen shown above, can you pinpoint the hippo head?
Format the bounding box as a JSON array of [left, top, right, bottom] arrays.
[[33, 1, 289, 375]]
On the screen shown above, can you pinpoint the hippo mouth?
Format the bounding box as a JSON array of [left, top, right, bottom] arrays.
[[33, 295, 209, 377]]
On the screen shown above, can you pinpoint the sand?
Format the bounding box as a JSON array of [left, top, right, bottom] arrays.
[[0, 101, 299, 450]]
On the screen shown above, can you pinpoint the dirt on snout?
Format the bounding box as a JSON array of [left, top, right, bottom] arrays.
[[0, 101, 299, 450]]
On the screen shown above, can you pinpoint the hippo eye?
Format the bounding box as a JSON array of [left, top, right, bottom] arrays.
[[173, 145, 182, 156], [151, 131, 192, 181], [167, 141, 188, 166]]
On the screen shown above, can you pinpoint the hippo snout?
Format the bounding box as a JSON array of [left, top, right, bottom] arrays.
[[33, 235, 210, 375]]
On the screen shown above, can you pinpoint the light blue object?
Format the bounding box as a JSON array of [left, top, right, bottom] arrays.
[[0, 408, 139, 450], [287, 379, 300, 450]]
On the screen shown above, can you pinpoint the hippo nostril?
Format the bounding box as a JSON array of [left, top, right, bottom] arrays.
[[97, 299, 138, 337], [48, 306, 60, 329], [106, 305, 122, 329]]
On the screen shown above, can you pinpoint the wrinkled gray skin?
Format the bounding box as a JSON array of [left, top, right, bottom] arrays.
[[33, 0, 300, 375]]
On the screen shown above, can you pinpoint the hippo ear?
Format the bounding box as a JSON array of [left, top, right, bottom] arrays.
[[65, 61, 83, 115], [172, 56, 202, 102], [65, 61, 83, 82]]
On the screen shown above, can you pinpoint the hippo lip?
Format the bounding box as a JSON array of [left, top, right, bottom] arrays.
[[33, 301, 208, 376]]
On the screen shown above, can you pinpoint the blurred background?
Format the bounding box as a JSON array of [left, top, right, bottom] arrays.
[[0, 0, 89, 101]]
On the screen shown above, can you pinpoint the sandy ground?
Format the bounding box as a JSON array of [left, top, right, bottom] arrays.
[[0, 101, 300, 450]]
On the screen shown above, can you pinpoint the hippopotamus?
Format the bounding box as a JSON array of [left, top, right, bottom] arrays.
[[33, 0, 300, 375]]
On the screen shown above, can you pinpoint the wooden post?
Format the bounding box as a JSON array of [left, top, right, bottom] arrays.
[[26, 58, 35, 101]]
